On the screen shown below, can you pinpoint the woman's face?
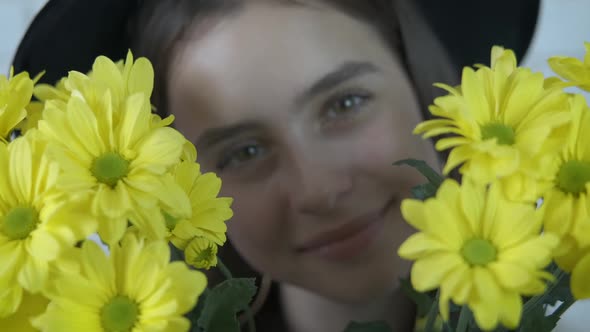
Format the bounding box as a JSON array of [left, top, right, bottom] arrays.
[[168, 2, 439, 302]]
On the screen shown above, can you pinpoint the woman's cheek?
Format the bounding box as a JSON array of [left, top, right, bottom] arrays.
[[225, 185, 285, 261], [350, 113, 410, 165]]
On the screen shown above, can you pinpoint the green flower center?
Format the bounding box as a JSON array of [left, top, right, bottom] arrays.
[[480, 123, 515, 145], [91, 152, 130, 187], [2, 207, 39, 240], [196, 245, 216, 262], [556, 160, 590, 195], [461, 238, 497, 266], [163, 211, 179, 231], [101, 296, 139, 332]]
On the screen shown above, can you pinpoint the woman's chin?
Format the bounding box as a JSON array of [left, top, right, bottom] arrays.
[[292, 259, 410, 304]]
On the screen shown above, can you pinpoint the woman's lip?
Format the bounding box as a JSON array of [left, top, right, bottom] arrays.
[[296, 198, 394, 260]]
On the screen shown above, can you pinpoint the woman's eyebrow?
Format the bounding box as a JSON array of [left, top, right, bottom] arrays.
[[196, 121, 263, 150], [294, 61, 379, 107]]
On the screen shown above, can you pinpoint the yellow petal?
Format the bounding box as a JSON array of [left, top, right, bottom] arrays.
[[473, 267, 500, 303], [81, 240, 115, 294], [543, 190, 574, 237], [158, 174, 191, 217], [411, 253, 463, 292], [92, 56, 124, 103], [0, 286, 22, 318], [498, 291, 522, 329], [130, 207, 167, 240], [441, 264, 471, 305], [160, 316, 191, 332], [96, 184, 131, 218], [571, 252, 590, 299], [470, 268, 501, 330], [398, 233, 448, 260], [125, 240, 168, 302], [400, 199, 427, 231], [443, 145, 472, 175], [132, 127, 184, 173], [8, 136, 32, 202], [459, 179, 484, 233], [97, 215, 128, 245], [488, 262, 531, 290], [118, 93, 151, 149], [29, 230, 60, 261], [435, 137, 471, 150], [17, 257, 48, 293], [461, 67, 490, 124], [128, 57, 154, 98], [166, 262, 207, 313], [502, 71, 544, 126]]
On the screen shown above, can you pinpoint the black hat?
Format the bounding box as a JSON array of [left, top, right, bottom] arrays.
[[11, 0, 540, 85]]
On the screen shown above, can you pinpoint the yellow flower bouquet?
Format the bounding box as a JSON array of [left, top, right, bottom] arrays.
[[0, 52, 239, 332], [397, 42, 590, 331], [1, 41, 589, 332]]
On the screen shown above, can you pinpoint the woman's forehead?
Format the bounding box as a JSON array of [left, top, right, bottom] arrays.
[[167, 3, 396, 120]]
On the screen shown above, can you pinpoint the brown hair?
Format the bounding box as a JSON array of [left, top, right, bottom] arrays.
[[130, 1, 458, 329]]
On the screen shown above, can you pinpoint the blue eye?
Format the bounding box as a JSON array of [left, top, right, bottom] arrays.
[[217, 143, 266, 171], [322, 93, 372, 122]]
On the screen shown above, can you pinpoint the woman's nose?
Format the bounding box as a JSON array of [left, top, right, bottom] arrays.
[[286, 157, 354, 216]]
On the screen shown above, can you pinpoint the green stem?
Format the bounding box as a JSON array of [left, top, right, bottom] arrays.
[[456, 306, 472, 332], [518, 268, 573, 332], [216, 256, 233, 279], [424, 291, 440, 332], [550, 293, 576, 318], [522, 269, 566, 316]]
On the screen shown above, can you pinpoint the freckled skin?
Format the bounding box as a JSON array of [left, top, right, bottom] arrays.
[[167, 3, 439, 303]]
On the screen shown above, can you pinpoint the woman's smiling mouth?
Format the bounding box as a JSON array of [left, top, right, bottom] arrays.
[[296, 197, 396, 260]]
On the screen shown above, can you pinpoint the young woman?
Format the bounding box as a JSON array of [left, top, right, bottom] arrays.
[[12, 1, 539, 331]]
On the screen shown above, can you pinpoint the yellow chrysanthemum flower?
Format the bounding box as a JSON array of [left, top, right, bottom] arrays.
[[542, 94, 590, 299], [34, 51, 153, 116], [181, 140, 197, 162], [0, 69, 35, 141], [185, 236, 219, 270], [17, 101, 45, 135], [33, 235, 207, 332], [37, 91, 185, 244], [0, 132, 94, 317], [398, 179, 559, 330], [543, 95, 590, 254], [160, 161, 232, 250], [31, 77, 68, 111], [548, 42, 590, 92], [415, 46, 571, 202], [0, 291, 48, 332]]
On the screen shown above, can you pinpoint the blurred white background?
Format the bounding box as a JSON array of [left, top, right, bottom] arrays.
[[0, 0, 588, 330], [0, 0, 47, 73]]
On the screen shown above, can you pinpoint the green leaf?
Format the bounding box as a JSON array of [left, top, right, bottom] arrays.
[[410, 183, 439, 201], [189, 288, 210, 332], [393, 159, 444, 187], [197, 278, 257, 332], [399, 277, 434, 317], [343, 321, 392, 332], [518, 302, 558, 332], [542, 274, 572, 307], [519, 268, 574, 332]]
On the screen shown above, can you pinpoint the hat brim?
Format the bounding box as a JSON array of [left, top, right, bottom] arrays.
[[416, 0, 540, 69], [12, 0, 539, 84], [11, 0, 138, 84]]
